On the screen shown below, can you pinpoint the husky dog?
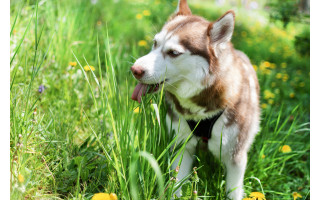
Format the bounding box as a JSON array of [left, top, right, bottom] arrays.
[[130, 0, 260, 199]]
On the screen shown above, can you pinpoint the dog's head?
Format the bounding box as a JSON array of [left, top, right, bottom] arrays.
[[131, 0, 235, 102]]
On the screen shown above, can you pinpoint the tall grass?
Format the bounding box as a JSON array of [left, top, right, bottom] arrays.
[[10, 0, 309, 199]]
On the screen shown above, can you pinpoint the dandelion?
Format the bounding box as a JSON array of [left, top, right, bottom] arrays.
[[134, 107, 140, 113], [290, 93, 295, 98], [261, 154, 265, 159], [18, 174, 24, 183], [136, 13, 143, 20], [84, 65, 95, 71], [280, 145, 292, 153], [268, 99, 274, 105], [276, 73, 282, 79], [264, 90, 275, 99], [282, 74, 289, 82], [69, 61, 77, 66], [261, 103, 267, 109], [249, 192, 266, 200], [270, 63, 276, 69], [143, 10, 151, 16], [293, 192, 302, 200], [97, 21, 102, 26], [263, 61, 271, 68], [241, 31, 247, 37], [138, 40, 147, 47], [109, 193, 118, 200], [253, 65, 258, 71], [299, 82, 305, 87], [281, 62, 287, 68], [38, 85, 45, 93], [92, 193, 110, 200]]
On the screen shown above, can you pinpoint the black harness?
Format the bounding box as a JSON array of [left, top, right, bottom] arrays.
[[186, 110, 224, 143]]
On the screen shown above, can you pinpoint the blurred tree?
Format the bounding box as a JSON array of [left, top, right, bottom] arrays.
[[266, 0, 309, 57], [266, 0, 309, 28]]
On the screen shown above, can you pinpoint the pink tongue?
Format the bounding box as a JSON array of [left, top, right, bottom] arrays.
[[131, 83, 149, 103]]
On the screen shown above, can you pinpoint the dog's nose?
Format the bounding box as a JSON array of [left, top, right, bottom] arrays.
[[131, 65, 145, 79]]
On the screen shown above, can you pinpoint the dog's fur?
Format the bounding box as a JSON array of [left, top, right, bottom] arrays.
[[130, 1, 260, 199]]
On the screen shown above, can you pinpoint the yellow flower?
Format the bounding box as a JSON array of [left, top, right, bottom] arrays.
[[261, 103, 268, 109], [299, 82, 305, 87], [138, 40, 147, 47], [97, 20, 102, 26], [293, 192, 302, 200], [69, 61, 77, 66], [268, 99, 274, 105], [243, 198, 253, 200], [270, 63, 276, 69], [134, 107, 140, 113], [143, 10, 151, 16], [289, 93, 295, 98], [281, 62, 287, 68], [92, 193, 110, 200], [253, 65, 258, 71], [263, 61, 271, 68], [109, 193, 118, 200], [282, 74, 289, 82], [261, 154, 265, 159], [264, 90, 275, 99], [18, 174, 24, 183], [280, 145, 292, 153], [249, 192, 266, 200], [136, 13, 143, 20], [276, 73, 282, 79], [84, 65, 95, 71], [241, 31, 247, 37]]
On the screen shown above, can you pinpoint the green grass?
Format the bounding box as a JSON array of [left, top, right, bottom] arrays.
[[10, 0, 309, 199]]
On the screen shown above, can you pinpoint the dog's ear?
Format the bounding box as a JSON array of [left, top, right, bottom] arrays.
[[175, 0, 192, 16], [207, 10, 235, 45]]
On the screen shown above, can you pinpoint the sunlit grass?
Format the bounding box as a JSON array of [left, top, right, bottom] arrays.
[[10, 0, 309, 199]]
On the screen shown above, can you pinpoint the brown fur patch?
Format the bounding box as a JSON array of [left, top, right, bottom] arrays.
[[165, 16, 212, 64]]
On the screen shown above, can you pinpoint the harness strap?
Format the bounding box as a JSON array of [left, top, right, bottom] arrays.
[[186, 110, 224, 143]]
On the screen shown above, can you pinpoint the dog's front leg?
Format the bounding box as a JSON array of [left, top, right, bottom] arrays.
[[171, 139, 197, 197], [224, 152, 247, 200]]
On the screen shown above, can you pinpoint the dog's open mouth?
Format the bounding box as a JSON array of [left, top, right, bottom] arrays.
[[131, 81, 165, 103]]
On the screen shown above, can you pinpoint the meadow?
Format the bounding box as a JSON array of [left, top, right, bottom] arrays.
[[10, 0, 310, 199]]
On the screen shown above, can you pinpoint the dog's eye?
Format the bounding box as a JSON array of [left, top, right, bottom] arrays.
[[167, 50, 182, 58]]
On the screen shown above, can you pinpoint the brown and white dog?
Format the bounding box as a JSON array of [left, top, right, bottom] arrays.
[[131, 0, 260, 199]]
